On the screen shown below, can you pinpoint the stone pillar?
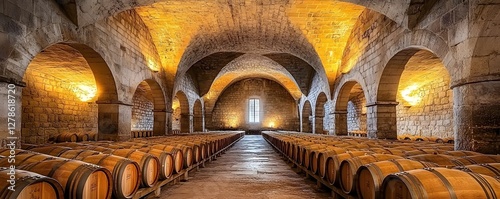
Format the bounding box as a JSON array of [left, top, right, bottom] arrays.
[[366, 101, 398, 139], [189, 114, 194, 133], [311, 115, 316, 134], [453, 81, 500, 154], [153, 109, 167, 136], [333, 111, 348, 135], [0, 78, 24, 148], [166, 110, 172, 134], [96, 101, 132, 141]]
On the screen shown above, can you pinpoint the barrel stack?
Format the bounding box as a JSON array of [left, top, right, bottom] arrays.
[[263, 131, 500, 199]]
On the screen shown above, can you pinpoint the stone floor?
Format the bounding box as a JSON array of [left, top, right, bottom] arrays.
[[158, 135, 331, 199]]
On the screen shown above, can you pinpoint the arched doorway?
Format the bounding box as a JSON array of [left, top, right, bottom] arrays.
[[21, 43, 118, 143], [377, 49, 452, 139], [315, 93, 328, 134], [131, 80, 167, 136], [302, 100, 312, 133], [335, 81, 367, 136], [173, 91, 190, 133]]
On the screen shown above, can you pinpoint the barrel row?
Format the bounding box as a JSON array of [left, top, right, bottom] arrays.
[[262, 131, 500, 199], [131, 131, 154, 138], [397, 134, 454, 144], [2, 131, 244, 199]]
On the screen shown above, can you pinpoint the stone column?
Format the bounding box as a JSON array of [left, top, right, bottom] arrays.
[[311, 115, 316, 134], [333, 111, 348, 135], [96, 101, 132, 141], [0, 78, 25, 148], [166, 109, 173, 134], [189, 114, 194, 133], [453, 81, 500, 154], [366, 101, 398, 139], [153, 109, 167, 136]]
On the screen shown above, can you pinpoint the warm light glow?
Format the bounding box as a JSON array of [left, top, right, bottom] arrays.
[[71, 84, 97, 102], [268, 121, 275, 128], [227, 118, 239, 128], [401, 84, 423, 106], [148, 59, 159, 72]]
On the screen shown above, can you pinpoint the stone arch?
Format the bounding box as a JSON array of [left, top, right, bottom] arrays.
[[174, 91, 190, 133], [302, 100, 312, 133], [334, 81, 367, 136], [20, 42, 120, 142], [314, 92, 328, 134], [376, 48, 452, 139], [193, 99, 203, 132], [131, 79, 167, 136], [79, 0, 406, 31]]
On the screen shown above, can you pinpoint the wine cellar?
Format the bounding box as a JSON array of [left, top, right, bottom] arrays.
[[0, 0, 499, 198]]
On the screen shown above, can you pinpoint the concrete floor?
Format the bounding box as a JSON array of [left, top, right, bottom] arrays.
[[158, 135, 331, 199]]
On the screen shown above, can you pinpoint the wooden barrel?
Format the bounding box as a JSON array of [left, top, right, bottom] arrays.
[[454, 163, 500, 178], [81, 154, 140, 199], [462, 155, 500, 164], [381, 167, 500, 199], [356, 159, 438, 199], [77, 133, 89, 142], [151, 145, 184, 173], [443, 150, 483, 157], [407, 154, 472, 167], [59, 149, 101, 160], [88, 132, 97, 141], [0, 153, 55, 167], [314, 147, 347, 177], [174, 144, 193, 168], [31, 146, 72, 156], [325, 151, 372, 185], [57, 133, 78, 142], [138, 148, 174, 179], [184, 143, 201, 163], [340, 154, 405, 194], [112, 149, 160, 188], [0, 169, 65, 199], [19, 159, 112, 199]]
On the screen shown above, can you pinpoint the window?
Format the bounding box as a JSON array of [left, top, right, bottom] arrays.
[[248, 98, 260, 123]]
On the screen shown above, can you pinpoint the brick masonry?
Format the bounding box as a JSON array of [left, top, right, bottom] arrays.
[[211, 78, 299, 131], [21, 70, 98, 144], [131, 86, 154, 131]]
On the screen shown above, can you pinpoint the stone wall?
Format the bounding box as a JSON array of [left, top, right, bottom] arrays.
[[21, 71, 98, 144], [396, 77, 453, 138], [211, 78, 298, 130], [172, 97, 181, 130], [347, 95, 367, 132], [131, 88, 154, 131]]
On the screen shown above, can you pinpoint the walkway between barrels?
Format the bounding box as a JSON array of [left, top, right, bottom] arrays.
[[159, 135, 330, 199]]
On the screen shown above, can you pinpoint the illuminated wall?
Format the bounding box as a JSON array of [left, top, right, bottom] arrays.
[[396, 77, 453, 138], [172, 97, 181, 130], [211, 78, 298, 130], [21, 70, 98, 144], [131, 87, 154, 131], [347, 96, 367, 132]]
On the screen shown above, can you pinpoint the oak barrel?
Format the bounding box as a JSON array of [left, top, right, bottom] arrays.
[[381, 167, 500, 199], [356, 159, 438, 199], [339, 154, 404, 194], [19, 159, 113, 199], [81, 154, 140, 199], [112, 149, 160, 187], [138, 148, 174, 179], [0, 169, 64, 199]]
